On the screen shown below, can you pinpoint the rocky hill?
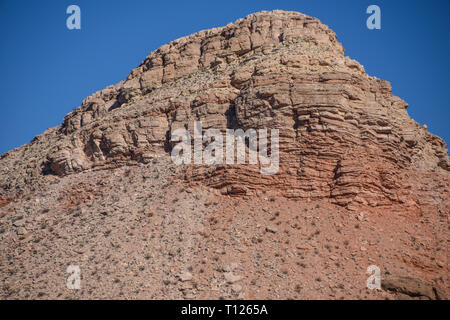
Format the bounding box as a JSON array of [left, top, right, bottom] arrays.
[[0, 10, 448, 300]]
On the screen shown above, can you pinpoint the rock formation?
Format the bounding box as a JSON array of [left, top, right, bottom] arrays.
[[0, 10, 448, 300]]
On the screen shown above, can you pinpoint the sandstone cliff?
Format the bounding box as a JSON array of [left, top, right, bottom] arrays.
[[0, 10, 448, 300]]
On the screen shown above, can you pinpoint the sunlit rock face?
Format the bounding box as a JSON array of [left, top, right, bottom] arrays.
[[11, 10, 443, 210], [0, 10, 448, 300]]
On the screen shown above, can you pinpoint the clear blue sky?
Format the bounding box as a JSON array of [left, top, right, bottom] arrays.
[[0, 0, 449, 155]]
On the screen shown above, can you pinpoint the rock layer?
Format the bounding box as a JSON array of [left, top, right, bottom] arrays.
[[1, 10, 447, 211]]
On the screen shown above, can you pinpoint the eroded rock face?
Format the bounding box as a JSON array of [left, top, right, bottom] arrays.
[[0, 10, 448, 301], [0, 10, 449, 211]]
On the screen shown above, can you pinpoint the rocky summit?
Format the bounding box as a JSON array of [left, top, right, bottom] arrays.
[[0, 10, 448, 300]]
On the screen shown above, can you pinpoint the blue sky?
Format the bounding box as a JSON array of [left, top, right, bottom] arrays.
[[0, 0, 449, 155]]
